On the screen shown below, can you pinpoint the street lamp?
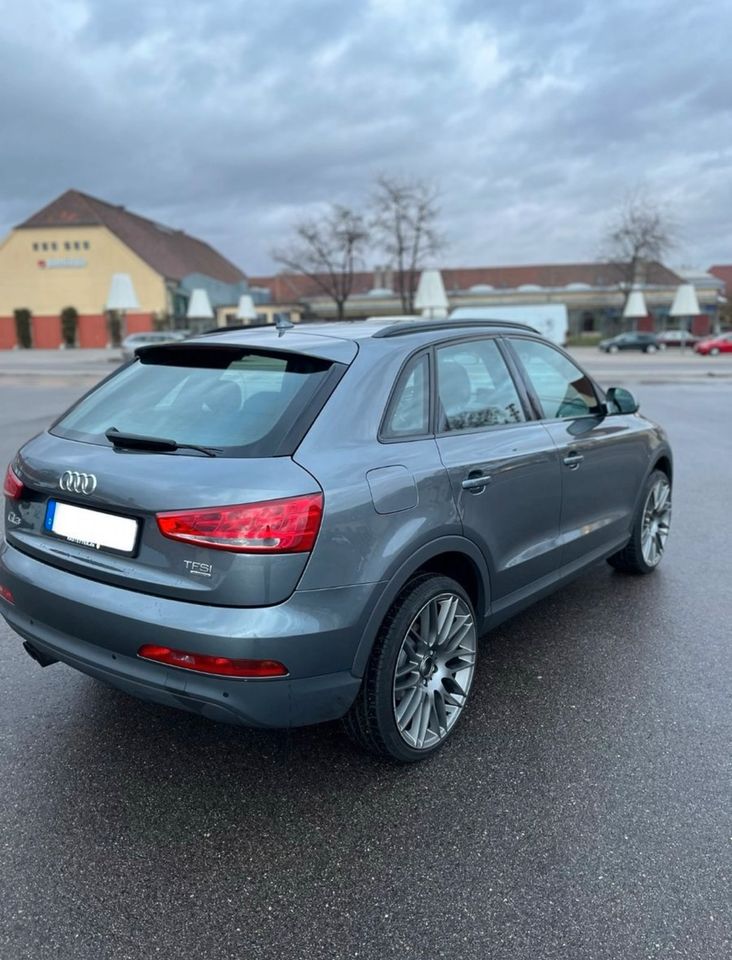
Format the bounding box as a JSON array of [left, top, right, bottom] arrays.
[[105, 273, 139, 348], [415, 270, 449, 319]]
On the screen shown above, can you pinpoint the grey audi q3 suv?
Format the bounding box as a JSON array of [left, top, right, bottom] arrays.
[[0, 319, 673, 762]]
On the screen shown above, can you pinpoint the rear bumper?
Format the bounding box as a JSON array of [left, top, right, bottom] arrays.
[[0, 541, 377, 728]]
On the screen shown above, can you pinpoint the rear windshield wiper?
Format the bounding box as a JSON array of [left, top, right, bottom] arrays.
[[105, 428, 221, 458]]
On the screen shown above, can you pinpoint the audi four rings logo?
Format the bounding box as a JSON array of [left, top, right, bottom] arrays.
[[59, 471, 97, 495]]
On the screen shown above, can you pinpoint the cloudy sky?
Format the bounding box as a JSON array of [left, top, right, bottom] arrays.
[[0, 0, 729, 275]]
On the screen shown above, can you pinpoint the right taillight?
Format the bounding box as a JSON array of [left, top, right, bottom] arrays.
[[156, 493, 323, 554], [3, 464, 23, 500]]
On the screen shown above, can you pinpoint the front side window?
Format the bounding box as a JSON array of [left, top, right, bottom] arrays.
[[436, 339, 525, 432], [510, 338, 598, 419], [382, 353, 430, 438]]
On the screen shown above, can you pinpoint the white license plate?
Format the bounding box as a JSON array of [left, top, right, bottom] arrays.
[[45, 500, 139, 554]]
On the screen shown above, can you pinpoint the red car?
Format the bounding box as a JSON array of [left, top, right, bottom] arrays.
[[694, 333, 732, 356]]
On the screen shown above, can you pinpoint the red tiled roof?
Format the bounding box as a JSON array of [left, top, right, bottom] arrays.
[[248, 272, 377, 301], [17, 189, 245, 284], [250, 261, 682, 301], [709, 265, 732, 296]]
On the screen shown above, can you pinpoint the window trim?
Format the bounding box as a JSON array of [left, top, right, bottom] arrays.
[[432, 334, 533, 437], [503, 334, 605, 423], [378, 348, 434, 443]]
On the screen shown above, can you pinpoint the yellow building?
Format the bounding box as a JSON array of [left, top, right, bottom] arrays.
[[0, 189, 246, 348]]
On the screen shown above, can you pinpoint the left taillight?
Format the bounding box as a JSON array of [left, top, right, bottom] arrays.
[[156, 493, 323, 554], [3, 464, 23, 500], [138, 644, 287, 678]]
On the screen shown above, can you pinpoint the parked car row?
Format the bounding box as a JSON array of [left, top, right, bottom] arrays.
[[598, 331, 732, 355]]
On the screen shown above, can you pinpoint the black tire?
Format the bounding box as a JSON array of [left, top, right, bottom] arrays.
[[608, 469, 671, 574], [343, 574, 477, 763]]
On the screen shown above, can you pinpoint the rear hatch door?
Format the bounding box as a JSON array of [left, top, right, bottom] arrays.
[[6, 340, 350, 606]]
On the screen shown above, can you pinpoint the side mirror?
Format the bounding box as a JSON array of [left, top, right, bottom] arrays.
[[605, 386, 639, 415]]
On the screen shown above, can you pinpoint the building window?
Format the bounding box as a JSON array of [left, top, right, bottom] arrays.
[[73, 241, 80, 250], [82, 241, 90, 250], [64, 242, 71, 251], [51, 242, 57, 251], [32, 243, 38, 251]]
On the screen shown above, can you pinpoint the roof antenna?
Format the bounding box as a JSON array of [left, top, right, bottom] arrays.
[[274, 313, 294, 337]]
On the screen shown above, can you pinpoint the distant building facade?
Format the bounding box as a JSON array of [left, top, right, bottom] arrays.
[[0, 190, 248, 348], [250, 262, 724, 335]]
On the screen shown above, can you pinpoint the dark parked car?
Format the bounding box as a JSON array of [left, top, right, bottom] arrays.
[[1, 319, 673, 761], [599, 332, 659, 354], [694, 332, 732, 356]]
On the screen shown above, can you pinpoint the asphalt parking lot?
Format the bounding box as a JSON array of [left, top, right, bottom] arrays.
[[0, 351, 730, 960]]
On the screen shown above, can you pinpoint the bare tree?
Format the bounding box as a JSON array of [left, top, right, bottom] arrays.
[[272, 205, 369, 320], [371, 175, 444, 314], [603, 191, 676, 291]]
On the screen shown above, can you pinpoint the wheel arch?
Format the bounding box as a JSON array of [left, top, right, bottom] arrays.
[[652, 453, 673, 483], [350, 536, 491, 678]]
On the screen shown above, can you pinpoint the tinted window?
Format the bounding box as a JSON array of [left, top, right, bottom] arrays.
[[383, 353, 430, 438], [436, 339, 525, 432], [510, 339, 597, 419], [53, 347, 334, 457]]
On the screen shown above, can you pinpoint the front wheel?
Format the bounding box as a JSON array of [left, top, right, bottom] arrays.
[[343, 575, 478, 762], [608, 469, 672, 574], [608, 345, 619, 354], [645, 344, 658, 354], [710, 347, 720, 356]]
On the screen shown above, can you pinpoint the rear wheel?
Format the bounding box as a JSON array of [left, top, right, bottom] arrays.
[[344, 574, 478, 762], [608, 469, 671, 574], [645, 344, 658, 354], [710, 347, 720, 356]]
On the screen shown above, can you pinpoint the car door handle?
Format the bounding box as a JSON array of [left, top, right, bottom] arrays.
[[563, 451, 584, 468], [462, 472, 491, 491]]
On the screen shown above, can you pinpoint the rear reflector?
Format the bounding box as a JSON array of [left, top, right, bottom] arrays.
[[3, 464, 23, 500], [0, 584, 14, 605], [138, 644, 288, 678], [156, 493, 323, 553]]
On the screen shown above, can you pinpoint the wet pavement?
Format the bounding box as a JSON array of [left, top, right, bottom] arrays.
[[0, 369, 730, 960]]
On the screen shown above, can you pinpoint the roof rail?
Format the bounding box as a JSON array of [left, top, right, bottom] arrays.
[[372, 319, 539, 338]]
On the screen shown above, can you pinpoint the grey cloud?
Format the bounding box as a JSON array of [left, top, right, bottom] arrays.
[[0, 0, 729, 273]]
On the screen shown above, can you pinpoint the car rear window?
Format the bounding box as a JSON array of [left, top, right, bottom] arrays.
[[52, 345, 337, 457]]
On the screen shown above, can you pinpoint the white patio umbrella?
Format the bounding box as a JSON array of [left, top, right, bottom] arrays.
[[415, 270, 448, 318], [106, 273, 139, 312], [187, 288, 214, 321], [236, 294, 257, 322], [669, 282, 700, 350], [622, 287, 648, 320], [105, 273, 140, 347], [669, 283, 700, 318]]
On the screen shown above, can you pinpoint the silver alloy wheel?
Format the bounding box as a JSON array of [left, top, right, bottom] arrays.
[[641, 476, 672, 567], [392, 593, 477, 750]]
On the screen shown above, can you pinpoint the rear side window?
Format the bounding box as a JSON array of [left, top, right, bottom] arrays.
[[382, 353, 430, 439], [436, 339, 525, 432], [52, 346, 336, 457]]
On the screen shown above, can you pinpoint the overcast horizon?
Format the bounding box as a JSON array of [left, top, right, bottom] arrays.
[[0, 0, 729, 277]]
